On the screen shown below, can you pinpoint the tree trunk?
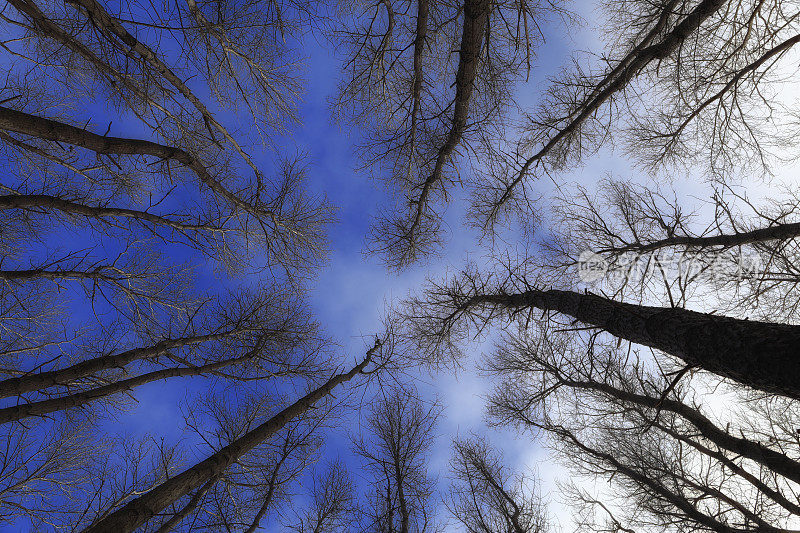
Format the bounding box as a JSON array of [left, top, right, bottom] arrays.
[[504, 0, 727, 204], [0, 331, 240, 399], [556, 376, 800, 485], [81, 347, 374, 533], [475, 289, 800, 398], [0, 348, 260, 424], [0, 106, 261, 218], [0, 193, 214, 233], [410, 0, 488, 230], [601, 218, 800, 255]]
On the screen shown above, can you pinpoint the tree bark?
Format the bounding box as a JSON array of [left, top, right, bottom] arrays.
[[0, 106, 264, 219], [471, 288, 800, 398], [395, 460, 410, 533], [0, 330, 241, 399], [0, 193, 218, 234], [501, 0, 728, 205], [81, 346, 375, 533], [0, 348, 262, 424], [409, 0, 488, 231]]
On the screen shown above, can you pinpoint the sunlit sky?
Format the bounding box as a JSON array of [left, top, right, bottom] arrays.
[[7, 0, 800, 529]]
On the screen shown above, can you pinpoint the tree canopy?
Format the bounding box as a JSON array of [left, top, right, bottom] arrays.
[[1, 0, 800, 531]]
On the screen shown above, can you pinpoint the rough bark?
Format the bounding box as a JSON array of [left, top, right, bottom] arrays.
[[0, 267, 131, 282], [0, 106, 265, 219], [0, 194, 218, 234], [409, 0, 489, 232], [396, 460, 410, 533], [499, 0, 728, 206], [82, 346, 375, 533], [0, 331, 240, 399], [471, 288, 800, 398], [0, 348, 261, 424]]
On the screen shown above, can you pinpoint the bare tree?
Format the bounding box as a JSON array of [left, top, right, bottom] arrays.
[[485, 329, 800, 532], [149, 392, 326, 533], [0, 288, 327, 423], [81, 342, 377, 533], [543, 178, 800, 319], [332, 0, 567, 268], [0, 1, 347, 528], [354, 386, 441, 533], [448, 435, 549, 533], [335, 0, 800, 252], [287, 460, 358, 533], [474, 0, 800, 230], [403, 267, 800, 398]]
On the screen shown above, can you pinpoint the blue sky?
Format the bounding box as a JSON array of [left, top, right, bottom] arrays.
[[0, 0, 673, 529]]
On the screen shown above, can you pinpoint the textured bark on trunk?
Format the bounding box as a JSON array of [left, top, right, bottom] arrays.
[[559, 377, 800, 485], [0, 106, 261, 218], [503, 0, 727, 201], [0, 194, 214, 233], [0, 349, 259, 424], [82, 349, 373, 533], [475, 289, 800, 398], [0, 331, 238, 399], [0, 268, 128, 282], [410, 0, 488, 230]]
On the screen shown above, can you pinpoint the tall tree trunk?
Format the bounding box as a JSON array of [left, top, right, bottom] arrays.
[[0, 330, 243, 399], [0, 348, 263, 424], [409, 0, 488, 231], [82, 347, 375, 533], [395, 461, 409, 533], [0, 193, 216, 233], [599, 218, 800, 254], [469, 289, 800, 398], [153, 476, 219, 533], [0, 106, 263, 218], [552, 375, 800, 485], [407, 0, 428, 171]]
